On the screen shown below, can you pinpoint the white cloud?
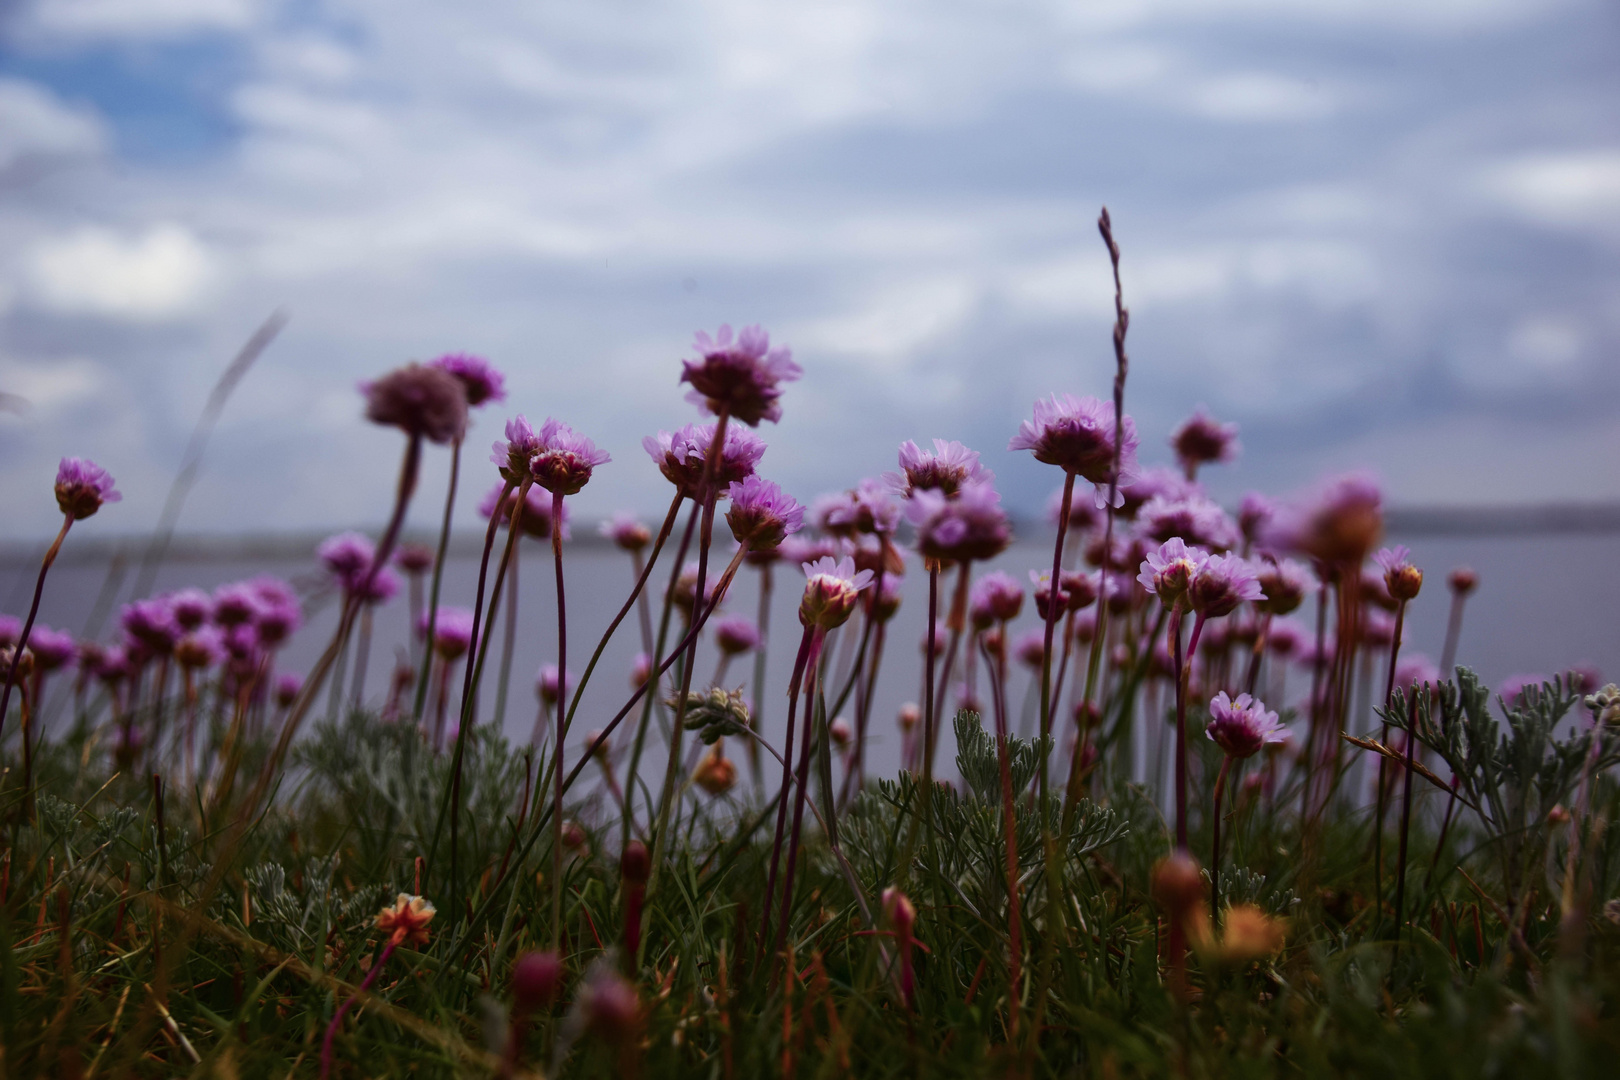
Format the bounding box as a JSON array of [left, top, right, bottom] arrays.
[[25, 0, 258, 38], [1482, 150, 1620, 231], [0, 357, 106, 413], [27, 224, 214, 320], [0, 78, 106, 169]]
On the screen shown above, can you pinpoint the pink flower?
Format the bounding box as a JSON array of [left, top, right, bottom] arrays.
[[600, 512, 651, 552], [1014, 628, 1048, 669], [1118, 465, 1194, 519], [798, 556, 874, 630], [906, 480, 1012, 563], [1187, 553, 1262, 618], [394, 543, 435, 574], [1206, 691, 1286, 759], [491, 415, 544, 483], [1169, 407, 1240, 473], [725, 476, 804, 552], [1394, 654, 1441, 693], [429, 353, 506, 407], [174, 626, 226, 670], [1008, 393, 1139, 488], [318, 531, 376, 590], [1266, 617, 1306, 658], [712, 614, 760, 655], [530, 418, 609, 496], [274, 672, 303, 708], [169, 588, 213, 630], [55, 458, 121, 520], [1373, 545, 1423, 601], [1264, 472, 1384, 565], [422, 607, 476, 660], [887, 439, 993, 499], [969, 571, 1024, 628], [122, 598, 179, 655], [1138, 494, 1238, 552], [1255, 558, 1311, 615], [536, 663, 574, 704], [211, 582, 262, 627], [363, 363, 468, 444], [1137, 538, 1208, 610], [1238, 492, 1274, 547], [643, 421, 767, 498], [816, 478, 900, 538], [681, 324, 801, 426], [1047, 486, 1100, 532], [27, 626, 76, 671]]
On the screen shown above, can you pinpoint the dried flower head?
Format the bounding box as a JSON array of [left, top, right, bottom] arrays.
[[1585, 684, 1620, 728], [1009, 393, 1140, 488], [907, 480, 1012, 563], [363, 363, 468, 444], [529, 418, 609, 496], [693, 745, 738, 795], [1, 646, 35, 685], [1374, 545, 1423, 602], [429, 352, 505, 407], [725, 475, 804, 552], [55, 457, 121, 520], [376, 893, 436, 947], [1169, 406, 1240, 474], [1206, 692, 1286, 759], [681, 324, 801, 426], [888, 439, 993, 499], [799, 555, 874, 630]]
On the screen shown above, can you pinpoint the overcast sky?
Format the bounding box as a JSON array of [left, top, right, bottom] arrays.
[[1, 0, 1618, 541]]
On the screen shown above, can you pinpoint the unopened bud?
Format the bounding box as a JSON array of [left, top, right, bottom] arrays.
[[511, 950, 563, 1011], [620, 840, 650, 887], [1151, 852, 1204, 919]]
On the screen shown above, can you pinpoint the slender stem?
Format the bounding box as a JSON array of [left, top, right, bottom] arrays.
[[1372, 598, 1408, 928], [413, 438, 461, 725], [1392, 690, 1420, 954], [760, 627, 815, 963], [492, 550, 521, 732], [1211, 756, 1233, 914], [1039, 470, 1076, 801], [985, 628, 1021, 1041], [1299, 579, 1330, 823], [550, 490, 568, 951], [750, 562, 774, 795], [1170, 608, 1190, 849], [773, 627, 826, 971], [350, 606, 374, 710], [0, 513, 73, 744], [320, 938, 398, 1080]]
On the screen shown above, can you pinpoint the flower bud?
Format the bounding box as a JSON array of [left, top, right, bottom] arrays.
[[511, 950, 564, 1012], [620, 840, 650, 887], [881, 886, 915, 935], [561, 821, 587, 851], [692, 747, 737, 795], [1150, 853, 1204, 920], [1448, 566, 1478, 595], [897, 702, 920, 732]]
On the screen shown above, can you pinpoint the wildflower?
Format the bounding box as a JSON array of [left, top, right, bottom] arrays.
[[1374, 545, 1423, 602], [1266, 617, 1306, 658], [363, 363, 468, 445], [54, 458, 121, 520], [561, 821, 588, 850], [725, 476, 804, 552], [1214, 904, 1287, 963], [630, 651, 653, 688], [580, 965, 639, 1041], [429, 352, 505, 407], [817, 478, 900, 537], [1014, 628, 1048, 669], [27, 626, 75, 672], [907, 480, 1012, 563], [693, 745, 738, 795], [1047, 485, 1099, 532], [274, 673, 303, 708], [1169, 407, 1240, 475], [318, 531, 376, 590], [529, 418, 609, 496], [1449, 566, 1478, 595], [122, 599, 179, 655], [1, 646, 34, 685], [491, 414, 544, 483], [480, 482, 569, 540], [798, 556, 874, 630], [829, 717, 853, 749], [212, 582, 261, 627], [970, 571, 1024, 627], [882, 886, 917, 1009], [888, 439, 993, 499], [424, 607, 476, 660], [1187, 554, 1263, 618], [354, 567, 398, 605], [1118, 465, 1193, 519], [600, 512, 651, 552], [1254, 558, 1310, 615], [1009, 393, 1140, 490], [1150, 852, 1205, 921], [536, 664, 573, 705], [511, 950, 564, 1012], [1266, 472, 1383, 566], [1206, 692, 1287, 759], [376, 893, 436, 947], [1237, 492, 1274, 548], [255, 597, 302, 648], [1138, 494, 1238, 552], [681, 324, 801, 425], [394, 543, 435, 574], [897, 702, 920, 732], [174, 627, 224, 670], [1360, 607, 1397, 648], [776, 535, 840, 568], [644, 421, 767, 499], [0, 614, 18, 647], [712, 614, 759, 656], [865, 574, 903, 622], [1137, 538, 1208, 610], [1500, 674, 1549, 709]]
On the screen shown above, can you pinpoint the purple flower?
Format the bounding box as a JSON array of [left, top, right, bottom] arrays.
[[355, 565, 401, 605], [212, 582, 262, 628], [1046, 486, 1100, 532], [1266, 617, 1306, 658], [0, 614, 19, 648], [479, 482, 570, 540], [887, 439, 993, 499], [865, 573, 903, 622], [121, 598, 179, 655], [630, 651, 653, 688], [1395, 653, 1442, 693], [1008, 393, 1140, 488], [422, 606, 476, 660], [1169, 407, 1240, 473], [642, 421, 766, 498], [174, 626, 226, 670], [274, 672, 303, 708], [319, 531, 377, 588], [55, 457, 121, 520], [816, 479, 900, 538], [969, 571, 1024, 628], [1264, 471, 1384, 565], [362, 362, 468, 445], [1238, 492, 1274, 548], [1187, 553, 1263, 618], [530, 418, 609, 496], [536, 663, 575, 704], [1206, 691, 1286, 759], [1117, 465, 1193, 519], [1137, 538, 1209, 610], [1254, 558, 1311, 616], [681, 324, 802, 426], [712, 614, 760, 655], [725, 475, 804, 552], [1373, 544, 1423, 601], [1014, 628, 1048, 670], [28, 626, 76, 672], [799, 555, 874, 630], [169, 588, 213, 630], [394, 543, 435, 574], [600, 512, 651, 552], [429, 353, 506, 407], [777, 535, 841, 569], [906, 480, 1012, 563], [491, 414, 545, 483], [1499, 674, 1550, 710], [1029, 569, 1097, 620], [1137, 494, 1238, 552]]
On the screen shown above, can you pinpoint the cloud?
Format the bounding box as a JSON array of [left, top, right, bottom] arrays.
[[0, 78, 106, 170], [26, 224, 214, 320], [1482, 150, 1620, 231], [23, 0, 259, 38]]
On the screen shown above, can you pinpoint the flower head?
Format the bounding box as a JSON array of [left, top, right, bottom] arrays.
[[211, 582, 262, 627], [429, 353, 505, 407], [1238, 492, 1274, 547], [601, 512, 651, 552], [725, 475, 804, 552], [122, 598, 179, 654], [799, 555, 874, 630], [865, 573, 903, 622], [363, 363, 468, 444], [1137, 538, 1209, 610], [693, 745, 738, 795], [1449, 566, 1478, 595], [1216, 904, 1287, 963], [0, 614, 19, 648], [1118, 465, 1194, 519], [1014, 628, 1047, 669], [1254, 558, 1311, 615], [423, 606, 476, 660], [174, 626, 225, 670], [491, 415, 543, 483], [642, 421, 767, 500], [969, 571, 1024, 628], [888, 439, 993, 499], [1138, 494, 1239, 552], [712, 614, 759, 655], [906, 480, 1012, 563], [1008, 393, 1139, 487], [480, 482, 569, 540], [28, 626, 76, 671], [816, 478, 900, 538], [1029, 569, 1097, 620], [1047, 485, 1100, 532], [536, 663, 574, 704], [1188, 553, 1262, 618], [355, 565, 400, 605], [168, 588, 213, 630], [681, 324, 801, 426], [1265, 472, 1383, 565], [55, 458, 121, 520], [1170, 407, 1240, 474], [511, 950, 564, 1012], [1206, 691, 1286, 758], [529, 418, 609, 496], [318, 531, 376, 592], [376, 893, 436, 947], [1394, 653, 1441, 694], [394, 543, 435, 574], [1374, 545, 1423, 602]]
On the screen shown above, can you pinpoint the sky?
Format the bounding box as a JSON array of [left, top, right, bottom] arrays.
[[1, 0, 1618, 541]]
